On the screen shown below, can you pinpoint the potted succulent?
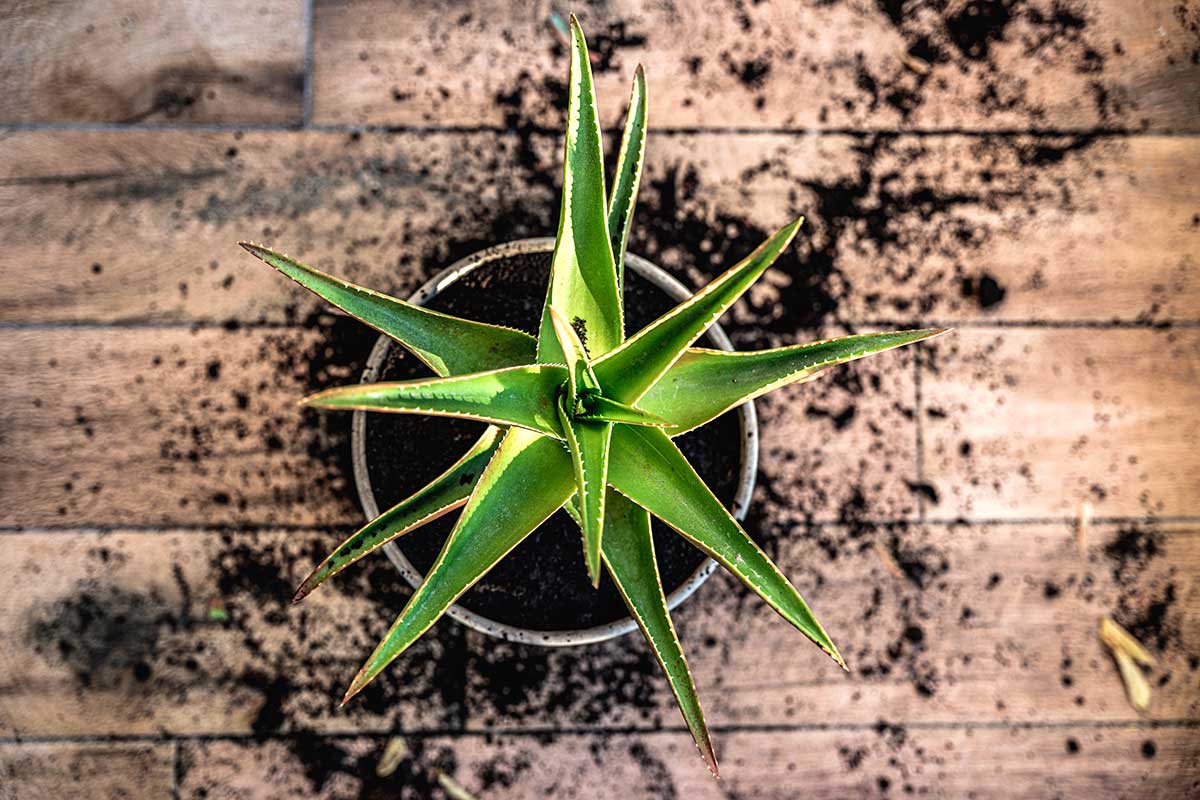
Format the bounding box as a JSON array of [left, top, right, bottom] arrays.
[[241, 17, 944, 777]]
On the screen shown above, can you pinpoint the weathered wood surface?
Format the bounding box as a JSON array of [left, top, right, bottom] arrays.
[[174, 725, 1199, 799], [0, 741, 175, 800], [311, 0, 1200, 132], [0, 529, 463, 738], [2, 131, 1197, 326], [0, 0, 305, 125], [3, 325, 1195, 528], [0, 325, 919, 528], [924, 329, 1200, 520], [1, 1, 1198, 797], [467, 520, 1199, 732], [1, 523, 1194, 740]]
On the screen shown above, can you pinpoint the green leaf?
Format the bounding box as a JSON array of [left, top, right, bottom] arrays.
[[608, 425, 845, 669], [301, 365, 566, 438], [343, 428, 575, 702], [536, 15, 622, 364], [607, 64, 648, 291], [577, 395, 669, 427], [293, 428, 502, 601], [601, 489, 718, 776], [240, 243, 536, 377], [643, 329, 948, 434], [556, 394, 613, 587], [593, 218, 802, 403], [548, 306, 600, 406]]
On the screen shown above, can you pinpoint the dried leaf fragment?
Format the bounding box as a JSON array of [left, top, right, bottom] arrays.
[[900, 53, 932, 74], [874, 540, 904, 579], [1076, 500, 1093, 556], [1099, 617, 1157, 667], [436, 771, 479, 800], [376, 736, 409, 778], [1099, 616, 1156, 713], [1113, 649, 1151, 712]]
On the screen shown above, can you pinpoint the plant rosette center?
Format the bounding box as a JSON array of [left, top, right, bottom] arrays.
[[568, 386, 600, 418]]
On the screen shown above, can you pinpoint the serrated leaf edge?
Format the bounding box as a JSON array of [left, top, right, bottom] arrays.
[[662, 328, 949, 435], [240, 241, 536, 374], [293, 428, 501, 601]]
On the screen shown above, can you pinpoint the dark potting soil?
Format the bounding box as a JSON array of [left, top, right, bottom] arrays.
[[362, 247, 744, 631]]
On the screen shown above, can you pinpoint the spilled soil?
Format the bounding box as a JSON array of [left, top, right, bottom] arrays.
[[27, 2, 1199, 795]]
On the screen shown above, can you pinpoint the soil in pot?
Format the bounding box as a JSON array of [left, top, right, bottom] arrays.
[[362, 249, 744, 631]]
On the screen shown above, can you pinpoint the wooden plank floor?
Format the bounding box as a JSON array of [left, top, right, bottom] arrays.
[[1, 2, 1197, 798]]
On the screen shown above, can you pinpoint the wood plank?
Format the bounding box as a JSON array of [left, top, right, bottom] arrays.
[[310, 0, 1200, 131], [5, 523, 1192, 740], [0, 741, 174, 800], [923, 328, 1200, 519], [0, 529, 465, 738], [0, 0, 305, 125], [0, 325, 916, 527], [1, 131, 1196, 326], [467, 522, 1200, 730], [0, 326, 357, 528], [175, 725, 1200, 799]]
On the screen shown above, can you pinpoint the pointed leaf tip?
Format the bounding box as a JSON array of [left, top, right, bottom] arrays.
[[786, 215, 804, 238], [294, 429, 498, 601], [240, 243, 537, 377], [341, 673, 366, 706], [607, 62, 648, 292], [239, 240, 287, 264], [537, 10, 622, 363], [832, 646, 849, 672], [609, 426, 843, 665], [601, 492, 717, 780], [345, 429, 575, 698], [705, 749, 720, 779], [643, 328, 944, 436], [595, 218, 804, 403]]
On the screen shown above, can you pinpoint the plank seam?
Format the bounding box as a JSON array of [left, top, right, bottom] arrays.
[[3, 320, 1199, 332], [3, 718, 1197, 746], [2, 516, 1198, 536], [2, 122, 1200, 137]]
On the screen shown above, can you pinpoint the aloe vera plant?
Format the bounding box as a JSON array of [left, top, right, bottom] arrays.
[[241, 16, 945, 777]]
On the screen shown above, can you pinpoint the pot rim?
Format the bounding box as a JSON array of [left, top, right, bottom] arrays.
[[351, 237, 759, 646]]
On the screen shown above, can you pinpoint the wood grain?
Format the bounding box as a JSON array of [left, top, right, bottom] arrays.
[[174, 725, 1200, 798], [2, 522, 1192, 738], [311, 0, 1200, 131], [923, 329, 1200, 519], [1, 2, 1198, 795], [0, 529, 464, 738], [0, 326, 357, 529], [0, 325, 918, 528], [466, 522, 1199, 730], [0, 0, 305, 125], [0, 741, 174, 800], [1, 131, 1196, 326]]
